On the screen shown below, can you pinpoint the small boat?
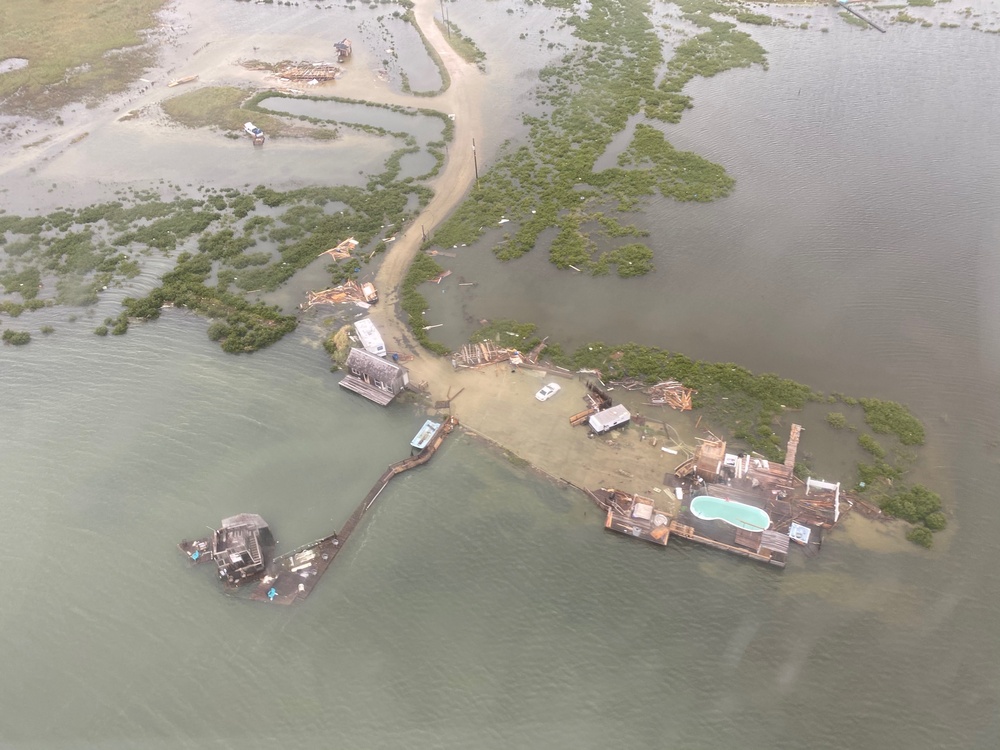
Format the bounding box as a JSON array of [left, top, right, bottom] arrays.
[[243, 122, 265, 146], [167, 74, 199, 88]]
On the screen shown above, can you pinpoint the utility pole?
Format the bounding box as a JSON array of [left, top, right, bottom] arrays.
[[440, 0, 451, 38], [472, 138, 479, 189]]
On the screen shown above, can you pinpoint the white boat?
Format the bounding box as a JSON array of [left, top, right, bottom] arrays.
[[243, 122, 265, 145], [354, 317, 386, 357]]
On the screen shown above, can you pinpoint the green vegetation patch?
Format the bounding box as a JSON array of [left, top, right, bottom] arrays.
[[648, 3, 768, 123], [839, 11, 871, 28], [429, 0, 764, 275], [552, 340, 816, 460], [3, 137, 432, 353], [0, 0, 165, 114], [2, 329, 31, 345], [471, 319, 539, 350], [162, 87, 287, 136], [859, 398, 925, 445], [858, 433, 886, 459], [435, 19, 487, 68], [396, 7, 451, 96], [593, 243, 655, 277], [401, 254, 450, 355]]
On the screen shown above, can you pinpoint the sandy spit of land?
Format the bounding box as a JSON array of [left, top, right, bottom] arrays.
[[0, 0, 695, 501], [348, 1, 697, 499]]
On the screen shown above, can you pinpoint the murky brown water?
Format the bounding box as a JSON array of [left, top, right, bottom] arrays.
[[1, 2, 999, 748]]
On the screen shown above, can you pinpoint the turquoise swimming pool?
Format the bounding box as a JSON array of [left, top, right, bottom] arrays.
[[690, 496, 771, 531]]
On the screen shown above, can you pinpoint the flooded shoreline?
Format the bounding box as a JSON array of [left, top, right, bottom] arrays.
[[2, 2, 1000, 746]]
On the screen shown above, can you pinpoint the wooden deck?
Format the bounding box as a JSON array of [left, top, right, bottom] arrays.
[[595, 485, 789, 568]]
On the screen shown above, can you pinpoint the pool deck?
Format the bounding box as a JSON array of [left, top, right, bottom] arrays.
[[597, 485, 790, 568], [689, 495, 771, 532]]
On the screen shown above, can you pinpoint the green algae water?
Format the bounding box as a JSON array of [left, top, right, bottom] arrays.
[[2, 4, 1000, 749]]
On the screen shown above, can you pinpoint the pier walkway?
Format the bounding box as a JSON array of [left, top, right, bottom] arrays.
[[250, 417, 458, 604], [838, 1, 887, 33]]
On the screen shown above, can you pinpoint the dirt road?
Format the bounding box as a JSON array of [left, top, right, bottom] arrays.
[[367, 0, 484, 316]]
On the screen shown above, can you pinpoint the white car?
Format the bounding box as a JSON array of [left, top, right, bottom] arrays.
[[535, 383, 561, 402]]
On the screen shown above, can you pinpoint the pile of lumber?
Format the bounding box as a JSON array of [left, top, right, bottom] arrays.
[[608, 376, 645, 391], [305, 280, 367, 307], [319, 237, 358, 261], [525, 337, 548, 365], [453, 341, 511, 368], [586, 381, 612, 410], [771, 493, 840, 529], [275, 61, 343, 82], [430, 269, 452, 284], [646, 380, 695, 411], [673, 456, 697, 478]]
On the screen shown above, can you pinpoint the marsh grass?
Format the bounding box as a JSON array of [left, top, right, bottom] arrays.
[[0, 0, 164, 114], [429, 0, 763, 274], [400, 9, 451, 94], [434, 19, 487, 67], [161, 87, 290, 136]]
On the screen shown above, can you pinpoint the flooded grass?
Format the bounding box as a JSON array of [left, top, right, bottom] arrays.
[[0, 160, 431, 353], [0, 0, 165, 114], [398, 9, 449, 95], [435, 19, 486, 68], [162, 86, 337, 140], [427, 0, 765, 275]]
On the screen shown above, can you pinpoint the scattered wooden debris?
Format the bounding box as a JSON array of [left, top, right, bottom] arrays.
[[525, 336, 548, 365], [275, 61, 344, 82], [334, 38, 353, 63], [430, 269, 452, 284], [453, 340, 511, 368], [646, 380, 695, 411], [304, 279, 377, 308], [434, 386, 465, 410], [585, 381, 612, 411], [320, 237, 358, 260], [608, 376, 645, 391], [167, 74, 199, 87]]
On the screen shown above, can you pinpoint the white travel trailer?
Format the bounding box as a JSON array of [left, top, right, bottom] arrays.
[[588, 404, 631, 435], [354, 317, 386, 357]]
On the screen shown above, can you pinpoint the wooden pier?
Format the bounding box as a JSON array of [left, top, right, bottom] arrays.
[[837, 1, 887, 33], [250, 417, 458, 604]]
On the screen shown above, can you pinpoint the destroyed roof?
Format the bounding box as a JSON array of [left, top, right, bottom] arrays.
[[220, 513, 268, 531], [345, 347, 404, 380]]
